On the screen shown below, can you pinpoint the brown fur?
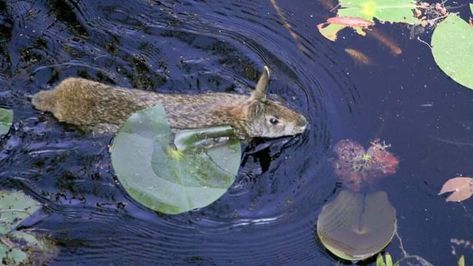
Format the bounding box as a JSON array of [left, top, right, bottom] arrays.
[[32, 67, 308, 138]]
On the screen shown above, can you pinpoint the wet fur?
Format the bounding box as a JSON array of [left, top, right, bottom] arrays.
[[32, 67, 307, 138]]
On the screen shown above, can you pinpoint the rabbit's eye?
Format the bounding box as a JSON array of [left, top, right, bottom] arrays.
[[269, 117, 279, 125]]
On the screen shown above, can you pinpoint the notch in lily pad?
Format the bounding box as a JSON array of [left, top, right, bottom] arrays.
[[110, 104, 241, 215], [0, 107, 13, 136], [316, 190, 396, 261]]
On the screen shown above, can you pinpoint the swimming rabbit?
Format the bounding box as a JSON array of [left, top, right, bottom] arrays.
[[32, 66, 308, 138]]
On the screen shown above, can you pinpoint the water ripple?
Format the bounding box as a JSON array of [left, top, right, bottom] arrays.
[[0, 0, 354, 264]]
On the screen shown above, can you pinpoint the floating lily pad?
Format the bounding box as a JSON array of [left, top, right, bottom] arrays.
[[317, 0, 419, 41], [1, 231, 58, 265], [431, 14, 473, 90], [318, 23, 351, 41], [0, 108, 13, 136], [317, 190, 396, 261], [338, 0, 418, 24], [0, 240, 27, 265], [0, 190, 42, 235], [110, 105, 241, 215], [0, 191, 53, 265]]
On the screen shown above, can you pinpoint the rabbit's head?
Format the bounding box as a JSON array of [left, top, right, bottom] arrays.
[[237, 66, 308, 138]]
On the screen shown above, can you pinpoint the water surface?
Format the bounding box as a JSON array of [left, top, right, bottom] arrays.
[[0, 0, 472, 264]]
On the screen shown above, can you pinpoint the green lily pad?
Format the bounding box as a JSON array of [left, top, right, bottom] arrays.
[[431, 14, 473, 90], [0, 108, 13, 136], [317, 0, 419, 41], [317, 190, 396, 261], [0, 190, 42, 235], [338, 0, 418, 24], [0, 240, 28, 265], [1, 231, 58, 265], [318, 24, 349, 41], [110, 105, 241, 215]]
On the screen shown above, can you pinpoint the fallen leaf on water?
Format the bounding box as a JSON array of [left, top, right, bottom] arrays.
[[344, 48, 373, 65], [439, 177, 473, 202], [317, 23, 348, 41], [327, 16, 374, 27], [317, 16, 373, 41]]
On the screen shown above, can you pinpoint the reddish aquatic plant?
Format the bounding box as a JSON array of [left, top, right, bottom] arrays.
[[332, 139, 399, 191]]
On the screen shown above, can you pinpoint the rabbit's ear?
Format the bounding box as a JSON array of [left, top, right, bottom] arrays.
[[247, 100, 266, 120], [251, 65, 270, 102]]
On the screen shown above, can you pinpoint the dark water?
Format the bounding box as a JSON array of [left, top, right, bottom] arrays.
[[0, 0, 472, 264]]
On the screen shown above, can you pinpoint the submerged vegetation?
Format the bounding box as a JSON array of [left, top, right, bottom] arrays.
[[332, 139, 398, 191]]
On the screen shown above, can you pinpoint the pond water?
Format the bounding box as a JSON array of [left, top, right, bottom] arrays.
[[0, 0, 472, 264]]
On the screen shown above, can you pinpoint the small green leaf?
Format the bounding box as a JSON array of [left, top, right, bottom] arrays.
[[0, 108, 13, 136], [0, 191, 42, 235], [431, 14, 473, 90], [385, 253, 393, 266], [377, 253, 386, 266], [0, 240, 28, 265], [318, 24, 348, 41], [470, 4, 473, 15], [111, 105, 241, 214], [8, 248, 28, 264], [458, 255, 465, 266]]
